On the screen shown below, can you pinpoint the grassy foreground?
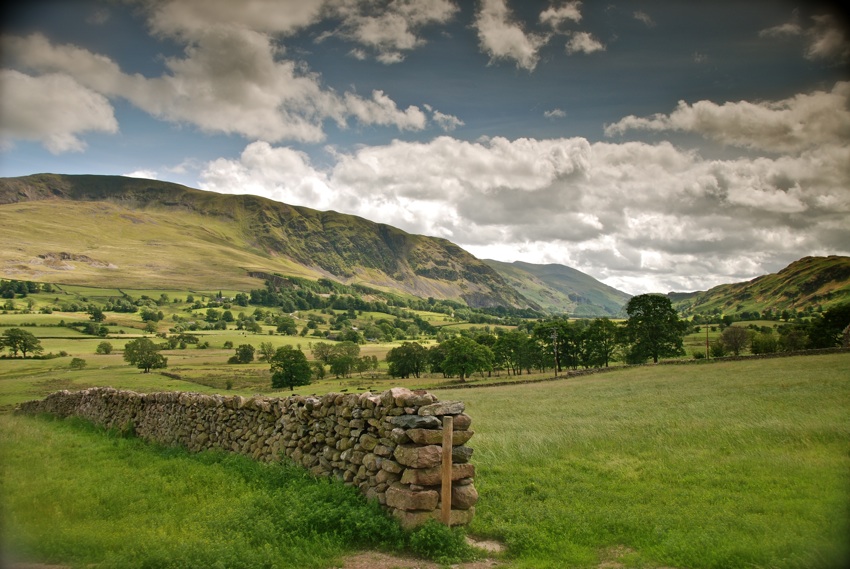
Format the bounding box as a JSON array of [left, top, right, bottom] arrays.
[[436, 353, 850, 569], [1, 353, 848, 568]]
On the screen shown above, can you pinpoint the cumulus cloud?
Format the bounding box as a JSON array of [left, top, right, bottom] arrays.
[[544, 108, 567, 119], [432, 110, 465, 131], [0, 69, 118, 153], [124, 169, 159, 179], [474, 0, 549, 71], [327, 0, 458, 63], [540, 2, 582, 29], [198, 120, 850, 294], [604, 81, 850, 153], [1, 26, 433, 144], [566, 31, 605, 54]]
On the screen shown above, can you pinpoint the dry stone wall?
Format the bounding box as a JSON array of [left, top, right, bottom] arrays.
[[16, 386, 477, 528]]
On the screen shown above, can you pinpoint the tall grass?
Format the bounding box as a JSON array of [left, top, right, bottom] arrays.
[[0, 414, 407, 569], [435, 353, 850, 569]]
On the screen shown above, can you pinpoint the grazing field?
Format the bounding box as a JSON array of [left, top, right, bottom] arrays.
[[1, 352, 848, 568], [434, 353, 850, 569], [0, 415, 408, 569]]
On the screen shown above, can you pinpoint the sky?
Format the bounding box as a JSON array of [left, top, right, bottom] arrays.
[[1, 0, 849, 296]]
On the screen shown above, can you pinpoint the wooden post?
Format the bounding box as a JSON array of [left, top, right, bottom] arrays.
[[441, 415, 453, 525]]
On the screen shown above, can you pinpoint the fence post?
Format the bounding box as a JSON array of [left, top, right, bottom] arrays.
[[441, 415, 453, 525]]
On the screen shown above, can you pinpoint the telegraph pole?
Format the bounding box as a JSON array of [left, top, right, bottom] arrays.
[[551, 328, 559, 377]]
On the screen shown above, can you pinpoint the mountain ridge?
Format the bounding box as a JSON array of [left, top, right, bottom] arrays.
[[0, 173, 629, 314], [670, 255, 850, 317]]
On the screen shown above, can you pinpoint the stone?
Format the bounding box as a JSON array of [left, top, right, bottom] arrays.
[[401, 463, 475, 486], [452, 446, 474, 464], [453, 414, 472, 430], [391, 415, 442, 429], [386, 485, 439, 511], [394, 444, 442, 469], [406, 429, 474, 446], [359, 433, 379, 451], [450, 484, 479, 510], [418, 401, 465, 416]]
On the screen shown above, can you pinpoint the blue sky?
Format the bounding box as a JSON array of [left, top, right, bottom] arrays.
[[1, 0, 849, 295]]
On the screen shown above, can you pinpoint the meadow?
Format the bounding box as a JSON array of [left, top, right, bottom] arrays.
[[2, 350, 848, 568], [2, 284, 849, 568]]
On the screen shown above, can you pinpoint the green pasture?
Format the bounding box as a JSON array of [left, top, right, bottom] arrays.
[[434, 353, 850, 569]]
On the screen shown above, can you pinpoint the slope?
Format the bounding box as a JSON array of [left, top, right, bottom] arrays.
[[672, 255, 850, 317], [484, 259, 631, 316], [0, 173, 529, 308]]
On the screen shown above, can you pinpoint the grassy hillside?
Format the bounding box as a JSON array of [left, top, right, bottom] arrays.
[[0, 174, 528, 309], [485, 259, 631, 316], [673, 256, 850, 317]]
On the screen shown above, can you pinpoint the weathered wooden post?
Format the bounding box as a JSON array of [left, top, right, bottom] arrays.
[[441, 415, 454, 525]]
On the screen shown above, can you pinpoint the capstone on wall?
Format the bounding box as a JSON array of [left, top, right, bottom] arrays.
[[16, 387, 477, 528]]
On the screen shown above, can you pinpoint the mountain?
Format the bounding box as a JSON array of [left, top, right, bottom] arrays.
[[0, 173, 531, 308], [0, 173, 634, 314], [671, 256, 850, 317], [484, 259, 631, 316]]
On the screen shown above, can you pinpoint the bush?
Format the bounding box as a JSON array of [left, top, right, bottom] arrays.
[[69, 358, 87, 370], [407, 520, 476, 565], [96, 341, 113, 355]]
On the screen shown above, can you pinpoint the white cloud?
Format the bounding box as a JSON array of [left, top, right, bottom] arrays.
[[805, 14, 850, 61], [1, 29, 431, 144], [540, 2, 582, 29], [544, 108, 567, 119], [432, 110, 464, 131], [199, 141, 336, 210], [328, 0, 458, 63], [474, 0, 549, 71], [124, 169, 159, 180], [604, 81, 850, 153], [198, 119, 850, 294], [633, 11, 655, 27], [0, 69, 118, 153], [566, 31, 605, 54], [147, 0, 326, 38], [760, 10, 850, 62]]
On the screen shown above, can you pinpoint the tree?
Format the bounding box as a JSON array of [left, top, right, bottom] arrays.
[[96, 341, 113, 354], [88, 305, 105, 322], [441, 335, 494, 382], [270, 345, 312, 391], [230, 344, 255, 364], [720, 325, 750, 356], [258, 341, 276, 362], [386, 341, 428, 378], [123, 338, 168, 373], [1, 328, 43, 358], [328, 341, 360, 378], [807, 303, 850, 348], [69, 357, 87, 370], [624, 294, 687, 363], [585, 318, 619, 367]]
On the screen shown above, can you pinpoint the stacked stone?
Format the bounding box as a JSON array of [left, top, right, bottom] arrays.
[[16, 385, 477, 527]]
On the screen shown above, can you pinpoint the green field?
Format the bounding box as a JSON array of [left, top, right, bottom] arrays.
[[436, 353, 850, 569], [2, 351, 848, 568]]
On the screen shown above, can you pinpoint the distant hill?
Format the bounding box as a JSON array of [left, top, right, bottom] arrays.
[[484, 259, 631, 316], [671, 256, 850, 317], [0, 173, 633, 313]]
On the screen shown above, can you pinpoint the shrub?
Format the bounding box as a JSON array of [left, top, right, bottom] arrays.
[[69, 358, 87, 370], [408, 520, 476, 565]]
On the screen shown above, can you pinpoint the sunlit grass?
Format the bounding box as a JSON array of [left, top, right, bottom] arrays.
[[0, 414, 405, 569], [434, 353, 850, 569]]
